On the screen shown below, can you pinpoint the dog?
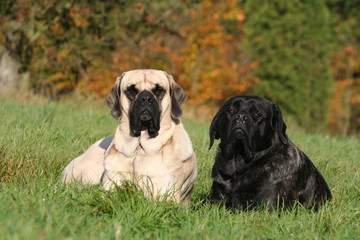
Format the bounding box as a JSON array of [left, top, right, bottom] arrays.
[[208, 95, 331, 211], [62, 69, 197, 203]]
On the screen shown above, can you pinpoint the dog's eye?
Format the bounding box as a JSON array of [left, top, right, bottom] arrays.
[[125, 85, 138, 99], [152, 85, 165, 98], [252, 112, 263, 118], [228, 108, 236, 114]]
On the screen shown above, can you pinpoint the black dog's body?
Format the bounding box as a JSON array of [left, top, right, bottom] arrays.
[[209, 96, 331, 211]]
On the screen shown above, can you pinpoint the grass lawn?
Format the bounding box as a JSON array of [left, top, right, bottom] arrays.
[[0, 96, 359, 239]]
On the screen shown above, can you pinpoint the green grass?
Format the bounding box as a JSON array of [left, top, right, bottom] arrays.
[[0, 97, 359, 239]]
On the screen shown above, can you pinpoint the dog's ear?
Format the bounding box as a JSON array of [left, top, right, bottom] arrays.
[[165, 72, 187, 124], [271, 103, 288, 144], [209, 110, 222, 150], [106, 73, 125, 120]]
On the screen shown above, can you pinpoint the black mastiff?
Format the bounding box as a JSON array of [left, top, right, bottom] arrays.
[[209, 95, 331, 211]]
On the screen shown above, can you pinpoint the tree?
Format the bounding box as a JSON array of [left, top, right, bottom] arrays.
[[0, 0, 185, 96], [243, 0, 333, 130], [326, 0, 360, 136], [174, 0, 258, 113]]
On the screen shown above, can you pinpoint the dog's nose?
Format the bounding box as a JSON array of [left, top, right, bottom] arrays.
[[139, 91, 153, 105], [235, 114, 248, 123], [141, 96, 153, 104]]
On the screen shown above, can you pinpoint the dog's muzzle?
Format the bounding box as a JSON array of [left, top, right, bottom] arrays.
[[130, 91, 160, 138], [229, 113, 254, 162], [230, 112, 251, 139], [139, 110, 152, 121]]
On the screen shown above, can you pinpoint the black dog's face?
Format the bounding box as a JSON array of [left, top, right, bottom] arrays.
[[209, 96, 287, 163]]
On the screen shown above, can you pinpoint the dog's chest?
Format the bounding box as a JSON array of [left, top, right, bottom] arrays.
[[133, 145, 182, 178], [105, 123, 193, 193]]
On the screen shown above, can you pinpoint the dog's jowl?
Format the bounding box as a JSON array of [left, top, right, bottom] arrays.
[[61, 69, 197, 204], [209, 95, 331, 211]]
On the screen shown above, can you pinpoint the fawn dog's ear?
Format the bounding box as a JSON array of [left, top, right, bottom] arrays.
[[106, 73, 125, 120], [165, 72, 187, 124]]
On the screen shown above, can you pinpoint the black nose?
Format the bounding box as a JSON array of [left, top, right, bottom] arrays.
[[235, 114, 248, 122], [138, 91, 153, 105]]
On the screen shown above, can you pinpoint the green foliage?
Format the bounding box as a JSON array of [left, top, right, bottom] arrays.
[[326, 0, 360, 42], [0, 97, 359, 239], [1, 0, 359, 135], [243, 0, 334, 131], [325, 0, 360, 136], [0, 0, 184, 96]]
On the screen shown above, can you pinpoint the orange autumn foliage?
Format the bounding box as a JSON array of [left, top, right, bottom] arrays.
[[328, 45, 360, 135], [173, 0, 258, 109], [76, 0, 258, 113], [2, 0, 358, 134]]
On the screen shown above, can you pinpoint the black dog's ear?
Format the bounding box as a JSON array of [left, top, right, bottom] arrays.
[[209, 110, 222, 150], [106, 73, 125, 120], [165, 72, 187, 124], [271, 103, 288, 144]]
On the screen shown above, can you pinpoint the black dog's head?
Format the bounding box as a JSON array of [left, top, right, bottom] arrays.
[[106, 69, 187, 138], [209, 95, 288, 163]]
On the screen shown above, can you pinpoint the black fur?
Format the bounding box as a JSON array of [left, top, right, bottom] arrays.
[[209, 95, 331, 211], [130, 90, 160, 138]]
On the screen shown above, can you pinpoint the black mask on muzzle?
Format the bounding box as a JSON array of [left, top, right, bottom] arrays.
[[129, 91, 160, 138]]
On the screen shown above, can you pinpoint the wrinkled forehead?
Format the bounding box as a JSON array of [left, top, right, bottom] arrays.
[[227, 96, 271, 111], [120, 70, 169, 90]]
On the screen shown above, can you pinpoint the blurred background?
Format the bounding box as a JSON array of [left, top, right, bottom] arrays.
[[0, 0, 359, 136]]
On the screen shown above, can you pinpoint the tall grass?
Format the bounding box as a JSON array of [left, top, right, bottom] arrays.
[[0, 97, 359, 239]]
